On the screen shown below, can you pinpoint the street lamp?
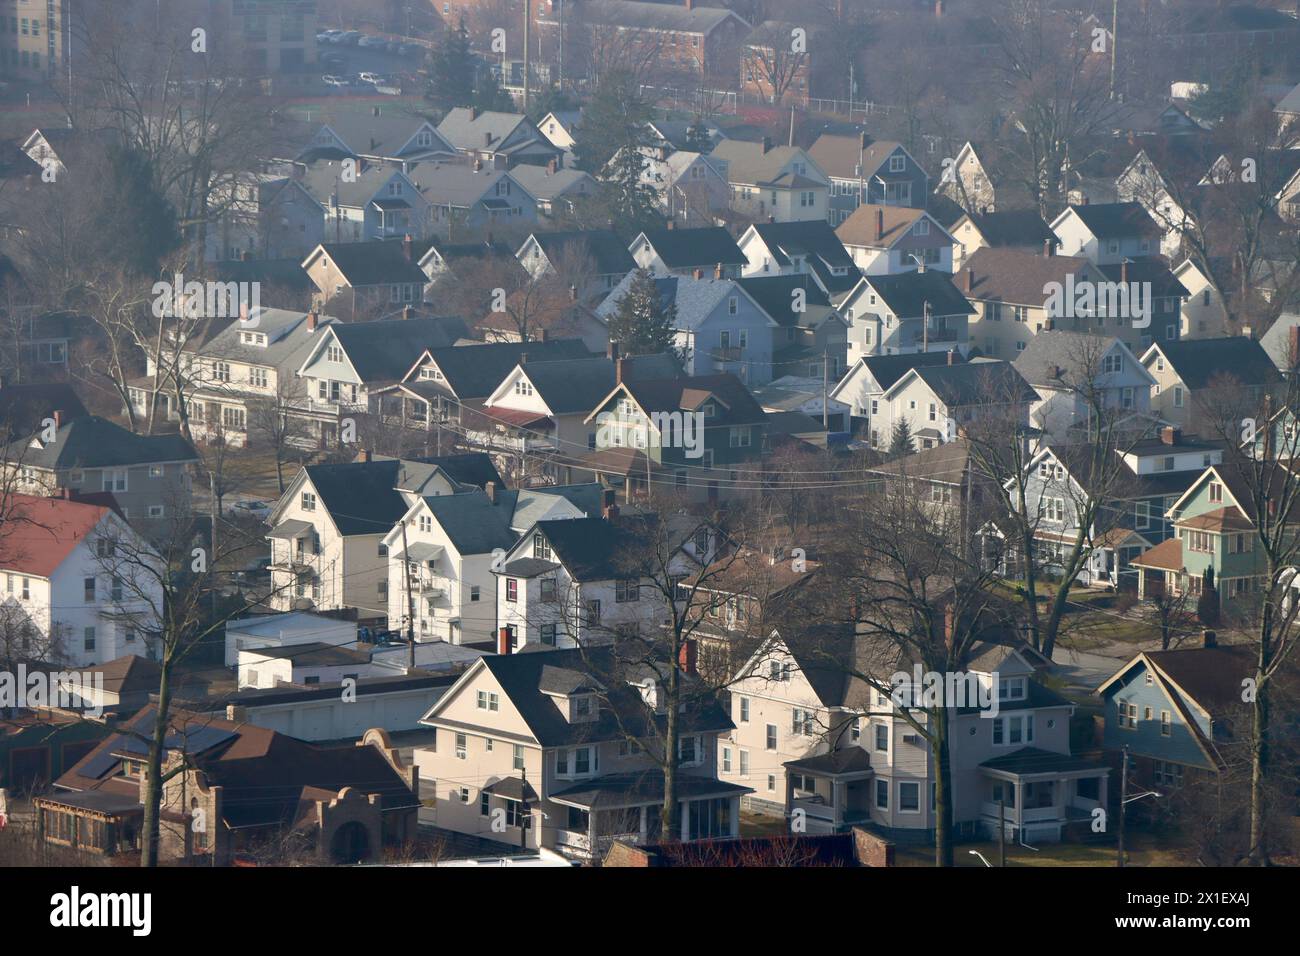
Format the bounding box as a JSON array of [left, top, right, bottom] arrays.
[[968, 850, 992, 867]]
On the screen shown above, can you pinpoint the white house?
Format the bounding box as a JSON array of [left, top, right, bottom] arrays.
[[223, 610, 358, 668]]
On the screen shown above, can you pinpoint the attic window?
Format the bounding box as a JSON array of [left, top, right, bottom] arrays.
[[889, 155, 905, 172], [1209, 482, 1223, 503], [702, 402, 716, 418], [915, 220, 929, 236]]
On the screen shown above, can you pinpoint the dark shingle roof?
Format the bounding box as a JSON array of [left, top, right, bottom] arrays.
[[423, 491, 518, 554], [864, 270, 975, 318], [0, 384, 88, 441], [908, 361, 1038, 407], [637, 226, 746, 269], [735, 275, 832, 328], [1065, 201, 1161, 240], [316, 240, 428, 286], [532, 516, 649, 582], [964, 209, 1055, 247], [529, 229, 636, 276], [427, 339, 592, 398], [304, 459, 408, 535], [519, 354, 681, 413], [959, 247, 1095, 307], [1143, 644, 1257, 714], [859, 351, 967, 390], [1152, 337, 1282, 390], [5, 416, 198, 470], [620, 373, 767, 426], [330, 316, 467, 383]]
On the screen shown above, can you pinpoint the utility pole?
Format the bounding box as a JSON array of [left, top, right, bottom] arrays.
[[400, 516, 416, 672], [922, 300, 930, 352], [1109, 0, 1118, 100], [998, 795, 1006, 866], [822, 348, 829, 430], [519, 766, 531, 851], [1117, 744, 1128, 867], [208, 471, 219, 617], [522, 0, 531, 113]]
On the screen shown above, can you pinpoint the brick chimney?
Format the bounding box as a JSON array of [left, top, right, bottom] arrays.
[[685, 0, 694, 9], [1160, 426, 1181, 445], [402, 305, 413, 321], [357, 448, 372, 463], [470, 106, 481, 121], [1043, 238, 1054, 257], [947, 349, 956, 365], [714, 262, 723, 279], [666, 219, 675, 230], [402, 234, 414, 261], [1203, 630, 1217, 648], [51, 409, 63, 429], [693, 267, 704, 279], [616, 356, 631, 383], [607, 340, 620, 361], [498, 627, 512, 655], [485, 480, 497, 504], [546, 158, 557, 174], [603, 487, 620, 520], [875, 207, 884, 239], [306, 311, 318, 332], [241, 250, 252, 262], [679, 638, 698, 675], [1121, 259, 1128, 286], [761, 135, 772, 154], [935, 0, 944, 16], [960, 268, 972, 293]]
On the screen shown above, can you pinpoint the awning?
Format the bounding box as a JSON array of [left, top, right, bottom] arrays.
[[483, 407, 555, 430], [483, 776, 539, 803], [371, 197, 411, 210], [979, 747, 1109, 781], [783, 749, 874, 778], [548, 771, 752, 811], [394, 542, 444, 562], [267, 519, 315, 540]]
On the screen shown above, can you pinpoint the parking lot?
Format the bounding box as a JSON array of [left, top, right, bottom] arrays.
[[314, 31, 427, 96]]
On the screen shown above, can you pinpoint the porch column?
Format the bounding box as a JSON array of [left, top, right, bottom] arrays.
[[785, 772, 796, 820], [1138, 568, 1147, 599], [1013, 781, 1023, 828], [587, 811, 596, 854], [832, 780, 845, 829], [639, 806, 647, 843], [680, 800, 690, 841], [730, 797, 740, 837]]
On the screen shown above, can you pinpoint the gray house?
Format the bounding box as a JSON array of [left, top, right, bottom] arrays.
[[597, 273, 779, 384], [808, 133, 929, 223], [435, 108, 563, 170], [412, 162, 538, 239], [838, 269, 974, 363], [297, 110, 458, 167]]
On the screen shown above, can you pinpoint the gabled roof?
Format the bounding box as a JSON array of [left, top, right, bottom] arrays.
[[710, 139, 820, 187], [531, 515, 651, 582], [305, 111, 452, 159], [572, 0, 746, 35], [301, 459, 410, 536], [868, 437, 977, 486], [1142, 336, 1281, 390], [1013, 331, 1153, 389], [0, 495, 113, 577], [807, 134, 911, 182], [835, 204, 938, 249], [318, 316, 467, 383], [854, 351, 968, 391], [197, 309, 338, 371], [412, 163, 531, 208], [0, 383, 88, 440], [605, 373, 767, 427], [419, 490, 518, 555], [294, 160, 409, 210], [498, 354, 682, 415], [958, 247, 1095, 307], [634, 226, 746, 269], [6, 416, 198, 471], [891, 360, 1038, 407], [508, 164, 595, 202], [856, 270, 974, 319], [597, 273, 770, 334], [419, 339, 592, 399], [958, 209, 1055, 248], [436, 108, 554, 156], [1055, 201, 1161, 240], [307, 240, 429, 286], [735, 275, 836, 328], [1137, 644, 1259, 715], [744, 220, 858, 296], [1277, 82, 1300, 116], [525, 228, 637, 275]]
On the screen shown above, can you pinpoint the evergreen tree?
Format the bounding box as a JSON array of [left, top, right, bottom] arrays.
[[607, 268, 680, 358], [425, 17, 473, 110], [684, 115, 713, 154], [101, 145, 180, 276], [889, 420, 915, 458], [572, 69, 653, 173], [1197, 566, 1221, 627], [472, 66, 515, 113], [527, 87, 576, 124]]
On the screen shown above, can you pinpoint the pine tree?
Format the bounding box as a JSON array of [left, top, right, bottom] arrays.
[[889, 420, 915, 458], [573, 69, 653, 173], [425, 17, 473, 110], [607, 268, 680, 358], [1197, 566, 1221, 627], [684, 115, 713, 154], [472, 66, 515, 113]]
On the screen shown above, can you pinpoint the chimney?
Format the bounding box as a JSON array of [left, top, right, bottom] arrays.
[[693, 267, 704, 280], [947, 349, 956, 366], [666, 219, 675, 230], [239, 301, 249, 323], [935, 0, 944, 16], [539, 329, 549, 343], [306, 311, 318, 332], [1121, 259, 1128, 286], [603, 494, 620, 521], [241, 250, 252, 262], [1160, 426, 1181, 445], [861, 131, 871, 149], [1203, 630, 1217, 649], [960, 268, 972, 293], [498, 627, 512, 655], [569, 283, 578, 302], [1043, 239, 1054, 257], [1288, 325, 1300, 368], [875, 207, 884, 239], [470, 106, 480, 121], [616, 356, 631, 383], [402, 305, 413, 321], [402, 234, 414, 261], [546, 158, 557, 174], [678, 638, 698, 676], [713, 262, 723, 279], [473, 157, 482, 172], [607, 340, 620, 361], [685, 0, 694, 10], [485, 480, 497, 504], [761, 136, 772, 154], [484, 131, 493, 147], [358, 448, 372, 463], [52, 409, 63, 429], [226, 705, 248, 723]]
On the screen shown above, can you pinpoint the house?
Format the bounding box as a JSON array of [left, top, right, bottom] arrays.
[[837, 269, 974, 363], [808, 134, 928, 223], [56, 654, 206, 716], [223, 610, 361, 668], [739, 20, 823, 106], [0, 710, 109, 797], [418, 237, 518, 285], [296, 111, 457, 167], [476, 294, 611, 355], [830, 351, 969, 447], [34, 706, 419, 864], [1, 311, 73, 380], [516, 228, 637, 300], [547, 0, 751, 83], [1096, 636, 1255, 794], [294, 314, 468, 426], [955, 247, 1112, 360], [537, 110, 582, 152], [3, 414, 198, 527], [934, 141, 1004, 215], [710, 138, 829, 223], [371, 339, 593, 436], [263, 161, 431, 256], [0, 382, 87, 442], [509, 162, 597, 217], [302, 239, 434, 317], [628, 225, 747, 279], [380, 481, 608, 645], [1131, 462, 1281, 608], [866, 438, 1000, 533], [735, 275, 850, 381], [1114, 140, 1219, 259], [411, 645, 747, 860], [1092, 257, 1190, 347], [621, 146, 730, 225], [237, 642, 377, 690], [471, 351, 682, 484], [1012, 331, 1156, 439], [736, 219, 859, 304], [435, 108, 563, 170], [880, 358, 1038, 451], [0, 495, 162, 667], [579, 370, 769, 502], [1173, 258, 1229, 340], [948, 209, 1056, 272], [265, 454, 502, 621], [836, 205, 955, 275], [1141, 337, 1282, 437], [413, 161, 538, 239], [1260, 312, 1300, 372], [645, 118, 726, 153], [1050, 202, 1163, 265], [596, 271, 777, 383]]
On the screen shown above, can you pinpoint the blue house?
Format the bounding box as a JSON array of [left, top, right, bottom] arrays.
[[598, 273, 779, 385], [1096, 635, 1250, 793]]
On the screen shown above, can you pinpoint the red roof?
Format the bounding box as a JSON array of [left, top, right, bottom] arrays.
[[0, 494, 111, 577]]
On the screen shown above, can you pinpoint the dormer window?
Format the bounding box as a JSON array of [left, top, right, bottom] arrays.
[[533, 533, 552, 561], [915, 219, 929, 236], [702, 402, 716, 418], [997, 677, 1027, 701], [889, 154, 906, 172]]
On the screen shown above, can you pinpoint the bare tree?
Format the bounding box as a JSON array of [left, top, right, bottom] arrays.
[[248, 377, 311, 494], [742, 22, 809, 106]]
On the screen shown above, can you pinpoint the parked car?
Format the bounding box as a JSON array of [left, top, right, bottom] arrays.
[[322, 74, 350, 87], [337, 31, 362, 45], [321, 51, 346, 69], [358, 71, 383, 85], [316, 30, 341, 43], [229, 499, 273, 521], [357, 34, 387, 48]]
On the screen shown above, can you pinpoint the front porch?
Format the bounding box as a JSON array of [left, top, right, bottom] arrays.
[[782, 749, 875, 835], [978, 747, 1109, 843]]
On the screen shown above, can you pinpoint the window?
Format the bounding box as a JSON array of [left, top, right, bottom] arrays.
[[898, 781, 921, 813], [301, 492, 316, 511], [477, 691, 499, 711], [875, 779, 889, 809], [615, 579, 639, 602], [1160, 710, 1172, 736], [739, 697, 749, 722], [1103, 353, 1124, 374], [513, 744, 525, 771], [102, 469, 128, 493], [540, 623, 556, 645], [539, 578, 556, 603], [532, 533, 551, 560], [84, 577, 96, 602], [586, 599, 601, 624], [729, 426, 751, 448], [1153, 760, 1183, 788], [459, 787, 471, 804], [213, 361, 230, 383], [765, 724, 777, 750], [326, 344, 344, 364], [874, 723, 888, 752], [470, 585, 481, 602], [1208, 482, 1223, 504], [222, 407, 246, 430], [83, 627, 96, 652], [728, 297, 738, 316], [722, 747, 732, 773], [1135, 501, 1150, 530], [250, 367, 268, 388], [506, 578, 518, 602], [888, 154, 905, 173], [1044, 498, 1066, 523], [455, 733, 467, 759], [1174, 386, 1184, 408], [791, 708, 815, 735]]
